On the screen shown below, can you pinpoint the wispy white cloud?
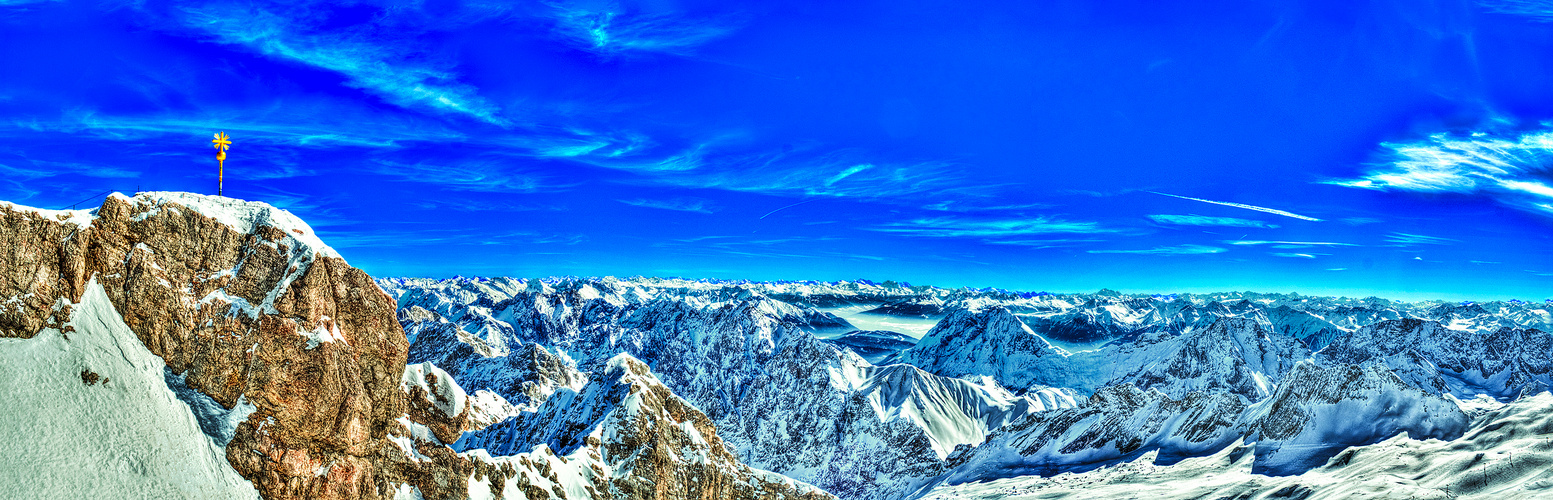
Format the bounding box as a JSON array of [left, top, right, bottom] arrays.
[[371, 159, 572, 193], [922, 201, 1056, 212], [1385, 232, 1458, 246], [1272, 252, 1325, 258], [648, 235, 842, 259], [1150, 191, 1321, 221], [1340, 217, 1384, 225], [825, 164, 873, 186], [1225, 240, 1359, 248], [577, 142, 983, 200], [1150, 191, 1322, 221], [11, 109, 464, 149], [0, 160, 140, 180], [868, 216, 1118, 239], [1480, 0, 1553, 21], [411, 198, 567, 213], [984, 238, 1105, 249], [1088, 244, 1226, 255], [169, 2, 506, 124], [542, 1, 740, 57], [1146, 214, 1279, 228], [1143, 191, 1323, 220], [1325, 126, 1553, 217], [617, 197, 714, 213], [319, 228, 585, 248]]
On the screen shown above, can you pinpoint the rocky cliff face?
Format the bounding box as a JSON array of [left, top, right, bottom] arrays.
[[0, 193, 826, 500], [1, 193, 407, 498]]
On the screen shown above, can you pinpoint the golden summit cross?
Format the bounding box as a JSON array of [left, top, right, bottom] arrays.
[[211, 131, 231, 196]]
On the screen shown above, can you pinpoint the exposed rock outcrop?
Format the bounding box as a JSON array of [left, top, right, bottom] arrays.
[[2, 194, 407, 498], [0, 193, 826, 500], [455, 354, 836, 499]]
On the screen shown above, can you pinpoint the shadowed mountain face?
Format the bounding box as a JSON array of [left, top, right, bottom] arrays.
[[820, 330, 918, 364], [1317, 318, 1553, 400]]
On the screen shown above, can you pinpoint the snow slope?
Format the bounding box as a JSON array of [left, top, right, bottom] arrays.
[[917, 392, 1553, 500], [935, 361, 1468, 488], [0, 279, 259, 499], [899, 309, 1308, 402]]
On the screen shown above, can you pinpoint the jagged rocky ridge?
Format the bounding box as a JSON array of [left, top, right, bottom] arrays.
[[0, 194, 827, 500], [381, 276, 1552, 499], [382, 277, 1078, 500], [919, 392, 1553, 499]]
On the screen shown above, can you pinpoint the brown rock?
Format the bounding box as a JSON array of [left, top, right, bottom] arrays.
[[0, 193, 833, 500], [0, 194, 416, 499]]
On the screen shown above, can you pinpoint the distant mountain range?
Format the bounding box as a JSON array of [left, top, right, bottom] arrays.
[[1, 193, 1550, 499], [378, 274, 1553, 498]]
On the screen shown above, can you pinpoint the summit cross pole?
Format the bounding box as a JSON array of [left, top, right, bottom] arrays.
[[212, 131, 231, 196]]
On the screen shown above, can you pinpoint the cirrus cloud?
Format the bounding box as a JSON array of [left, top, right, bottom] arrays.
[[1147, 214, 1279, 228], [1325, 126, 1553, 218], [1087, 244, 1226, 255]]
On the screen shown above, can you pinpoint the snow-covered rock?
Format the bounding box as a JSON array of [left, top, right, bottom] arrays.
[[1317, 318, 1553, 400], [378, 277, 1081, 500], [455, 353, 836, 499], [0, 193, 415, 498], [919, 392, 1553, 500], [900, 310, 1308, 402], [0, 279, 259, 499], [936, 360, 1468, 488]]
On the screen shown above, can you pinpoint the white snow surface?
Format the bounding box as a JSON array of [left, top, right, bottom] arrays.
[[918, 392, 1553, 500], [120, 191, 341, 260], [1, 201, 95, 227], [299, 318, 349, 349], [402, 361, 468, 418], [0, 279, 259, 499], [91, 192, 354, 321]]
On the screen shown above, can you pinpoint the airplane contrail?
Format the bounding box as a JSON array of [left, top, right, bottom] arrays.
[[759, 199, 816, 219], [1148, 191, 1322, 222]]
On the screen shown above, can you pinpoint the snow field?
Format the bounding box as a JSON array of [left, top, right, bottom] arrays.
[[0, 279, 258, 499], [919, 393, 1553, 500]]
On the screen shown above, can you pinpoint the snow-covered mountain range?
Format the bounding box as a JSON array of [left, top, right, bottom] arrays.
[[378, 275, 1553, 499], [2, 192, 1550, 500]]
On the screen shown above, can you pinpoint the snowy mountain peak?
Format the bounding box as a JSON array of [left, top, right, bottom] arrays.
[[452, 352, 836, 499], [117, 191, 341, 261]]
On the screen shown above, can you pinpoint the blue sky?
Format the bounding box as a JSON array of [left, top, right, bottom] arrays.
[[4, 0, 1553, 301]]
